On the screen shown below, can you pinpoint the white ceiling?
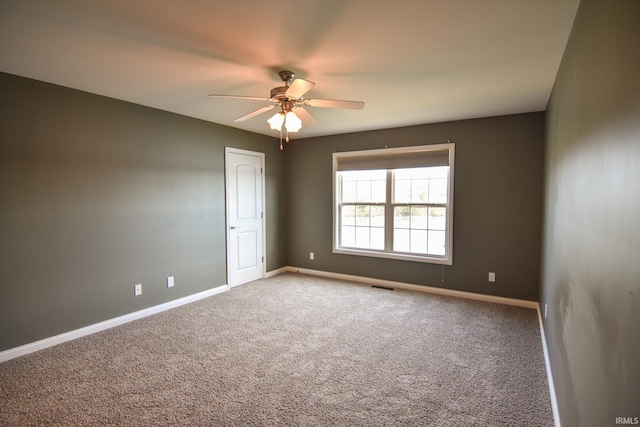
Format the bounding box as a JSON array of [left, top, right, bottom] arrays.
[[0, 0, 579, 139]]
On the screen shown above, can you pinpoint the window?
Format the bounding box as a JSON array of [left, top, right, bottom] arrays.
[[333, 143, 454, 264]]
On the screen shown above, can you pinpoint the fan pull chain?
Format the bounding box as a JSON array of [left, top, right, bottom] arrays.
[[285, 115, 290, 144]]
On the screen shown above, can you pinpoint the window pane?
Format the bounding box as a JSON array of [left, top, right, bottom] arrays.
[[411, 179, 429, 202], [357, 170, 386, 180], [342, 180, 357, 203], [356, 181, 371, 202], [393, 228, 410, 252], [394, 179, 411, 203], [371, 179, 386, 202], [428, 207, 446, 230], [429, 178, 448, 203], [411, 206, 428, 229], [371, 205, 385, 227], [429, 166, 449, 179], [394, 168, 413, 179], [341, 205, 356, 226], [340, 170, 358, 181], [341, 226, 355, 247], [355, 227, 370, 248], [428, 230, 446, 255], [410, 230, 428, 253], [370, 227, 385, 250], [394, 206, 411, 228], [412, 168, 432, 179], [355, 205, 371, 226]]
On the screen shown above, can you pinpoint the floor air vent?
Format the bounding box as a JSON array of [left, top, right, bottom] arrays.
[[371, 285, 394, 291]]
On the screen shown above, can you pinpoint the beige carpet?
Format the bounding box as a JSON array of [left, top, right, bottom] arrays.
[[0, 272, 553, 426]]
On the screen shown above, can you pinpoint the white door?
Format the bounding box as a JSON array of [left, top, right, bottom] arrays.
[[225, 148, 265, 287]]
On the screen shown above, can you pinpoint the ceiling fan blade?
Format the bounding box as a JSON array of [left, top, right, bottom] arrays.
[[285, 78, 315, 100], [305, 98, 365, 110], [234, 105, 276, 122], [208, 94, 273, 102], [292, 106, 318, 125]]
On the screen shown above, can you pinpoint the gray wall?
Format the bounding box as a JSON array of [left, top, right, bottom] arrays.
[[285, 112, 545, 301], [541, 0, 640, 425], [1, 73, 545, 352], [0, 72, 286, 351]]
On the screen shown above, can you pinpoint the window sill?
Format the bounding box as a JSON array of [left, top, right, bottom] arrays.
[[333, 247, 452, 265]]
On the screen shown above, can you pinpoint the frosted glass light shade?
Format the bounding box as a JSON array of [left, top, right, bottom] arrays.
[[285, 111, 302, 132], [267, 112, 285, 130]]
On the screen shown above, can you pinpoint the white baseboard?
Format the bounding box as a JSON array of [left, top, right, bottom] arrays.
[[282, 266, 538, 309], [265, 266, 289, 278], [537, 307, 562, 427], [0, 284, 229, 363]]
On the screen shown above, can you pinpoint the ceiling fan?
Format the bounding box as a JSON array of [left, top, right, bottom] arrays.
[[208, 70, 365, 149]]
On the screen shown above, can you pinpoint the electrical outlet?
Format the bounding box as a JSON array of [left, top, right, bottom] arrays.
[[488, 272, 496, 282], [167, 276, 174, 288], [134, 284, 142, 296], [310, 252, 314, 260]]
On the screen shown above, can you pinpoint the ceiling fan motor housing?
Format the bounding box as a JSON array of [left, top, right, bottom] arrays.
[[270, 86, 289, 100], [272, 70, 297, 101]]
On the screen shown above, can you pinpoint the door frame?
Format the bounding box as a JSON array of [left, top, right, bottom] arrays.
[[224, 147, 266, 286]]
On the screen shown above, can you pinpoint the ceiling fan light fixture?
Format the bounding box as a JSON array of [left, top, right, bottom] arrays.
[[284, 111, 302, 133], [210, 70, 364, 148], [267, 112, 285, 130]]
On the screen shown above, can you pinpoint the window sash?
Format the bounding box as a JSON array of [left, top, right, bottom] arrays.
[[338, 201, 448, 256], [339, 203, 386, 251]]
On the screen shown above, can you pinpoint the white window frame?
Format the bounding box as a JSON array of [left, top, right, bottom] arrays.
[[333, 143, 454, 265]]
